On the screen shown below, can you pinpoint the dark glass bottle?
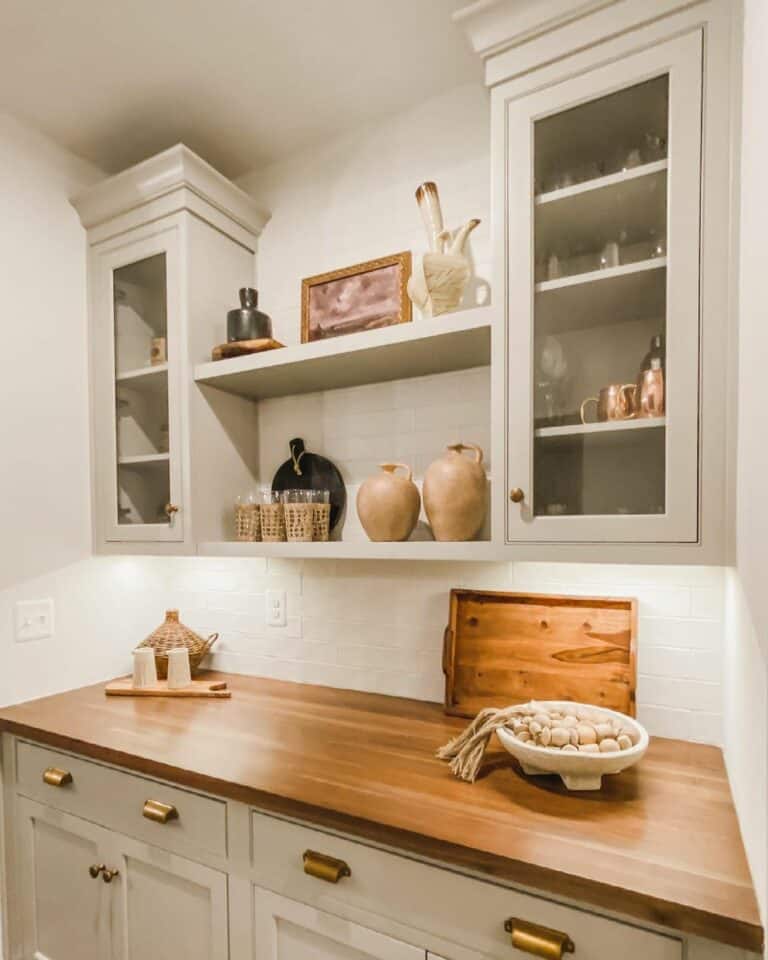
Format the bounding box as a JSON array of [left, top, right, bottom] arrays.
[[640, 334, 665, 372]]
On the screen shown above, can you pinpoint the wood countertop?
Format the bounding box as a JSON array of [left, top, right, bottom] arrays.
[[0, 673, 761, 952]]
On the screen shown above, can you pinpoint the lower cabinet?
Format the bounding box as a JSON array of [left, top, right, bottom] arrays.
[[253, 888, 425, 960], [17, 797, 228, 960]]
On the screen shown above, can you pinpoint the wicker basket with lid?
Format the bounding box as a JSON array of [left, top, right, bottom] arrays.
[[138, 610, 218, 679]]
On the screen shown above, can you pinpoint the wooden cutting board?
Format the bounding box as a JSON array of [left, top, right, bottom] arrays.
[[443, 589, 636, 718], [211, 338, 284, 360], [105, 677, 231, 698]]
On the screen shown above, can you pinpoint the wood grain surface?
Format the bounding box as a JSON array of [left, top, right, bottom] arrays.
[[444, 590, 637, 718], [0, 673, 760, 952]]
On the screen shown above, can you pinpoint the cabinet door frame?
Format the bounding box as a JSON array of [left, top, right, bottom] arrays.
[[106, 830, 228, 960], [253, 887, 425, 960], [90, 222, 185, 543], [503, 30, 703, 544], [16, 796, 116, 960]]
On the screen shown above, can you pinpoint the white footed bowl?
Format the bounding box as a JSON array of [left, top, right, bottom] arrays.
[[496, 701, 649, 791]]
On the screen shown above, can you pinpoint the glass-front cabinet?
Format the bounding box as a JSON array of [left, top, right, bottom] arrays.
[[505, 31, 703, 543], [92, 229, 184, 543]]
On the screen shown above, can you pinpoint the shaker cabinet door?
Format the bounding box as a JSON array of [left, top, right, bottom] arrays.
[[17, 798, 115, 960], [107, 832, 229, 960], [504, 30, 703, 543], [253, 887, 425, 960]]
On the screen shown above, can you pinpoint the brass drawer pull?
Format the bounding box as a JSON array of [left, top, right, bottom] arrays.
[[504, 918, 574, 959], [302, 849, 351, 884], [143, 799, 178, 824], [89, 864, 105, 879], [43, 767, 73, 788], [102, 868, 119, 884]]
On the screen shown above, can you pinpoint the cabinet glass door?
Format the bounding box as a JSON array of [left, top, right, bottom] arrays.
[[95, 228, 183, 542], [506, 31, 702, 542]]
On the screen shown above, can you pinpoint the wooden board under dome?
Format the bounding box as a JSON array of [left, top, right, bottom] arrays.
[[442, 589, 636, 718]]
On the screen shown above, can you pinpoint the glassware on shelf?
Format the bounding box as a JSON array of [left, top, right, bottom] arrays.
[[234, 493, 260, 542], [546, 254, 562, 281], [260, 489, 286, 542], [281, 489, 314, 543], [599, 241, 620, 269], [622, 148, 643, 170], [311, 490, 331, 542], [642, 133, 667, 163]]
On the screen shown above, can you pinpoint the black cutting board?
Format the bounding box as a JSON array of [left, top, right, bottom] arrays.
[[272, 438, 346, 532]]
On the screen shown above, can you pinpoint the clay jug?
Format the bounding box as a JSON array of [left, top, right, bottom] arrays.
[[357, 463, 421, 542], [423, 443, 487, 541]]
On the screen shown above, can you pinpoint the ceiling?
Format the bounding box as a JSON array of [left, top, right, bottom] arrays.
[[0, 0, 481, 179]]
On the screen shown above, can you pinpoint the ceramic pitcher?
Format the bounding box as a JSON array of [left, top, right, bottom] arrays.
[[356, 464, 421, 542], [423, 443, 487, 541]]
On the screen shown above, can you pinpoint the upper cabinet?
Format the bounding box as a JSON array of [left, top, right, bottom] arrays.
[[72, 146, 268, 553], [472, 0, 737, 560]]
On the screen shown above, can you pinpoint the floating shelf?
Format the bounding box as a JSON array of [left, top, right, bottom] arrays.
[[198, 540, 500, 561], [535, 159, 668, 206], [116, 363, 168, 383], [194, 306, 492, 401], [536, 258, 666, 333], [118, 453, 171, 466], [536, 417, 666, 440]]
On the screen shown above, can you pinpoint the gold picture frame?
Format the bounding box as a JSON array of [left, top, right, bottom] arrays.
[[301, 251, 412, 343]]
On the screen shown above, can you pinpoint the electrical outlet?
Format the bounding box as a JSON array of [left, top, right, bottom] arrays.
[[15, 599, 55, 643], [266, 590, 287, 628]]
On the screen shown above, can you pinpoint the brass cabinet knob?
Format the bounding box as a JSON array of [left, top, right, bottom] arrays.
[[43, 767, 73, 788], [302, 849, 351, 884], [89, 864, 106, 879], [102, 868, 120, 884], [509, 488, 525, 503], [164, 503, 179, 518], [504, 918, 574, 959], [143, 799, 179, 824]]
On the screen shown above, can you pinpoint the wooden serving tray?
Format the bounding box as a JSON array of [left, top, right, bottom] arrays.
[[105, 677, 231, 698], [443, 589, 636, 718], [211, 338, 284, 361]]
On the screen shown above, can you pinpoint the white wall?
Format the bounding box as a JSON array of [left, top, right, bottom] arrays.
[[721, 0, 768, 926], [0, 111, 101, 589]]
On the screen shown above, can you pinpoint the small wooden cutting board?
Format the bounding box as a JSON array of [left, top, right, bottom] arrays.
[[211, 338, 284, 361], [105, 677, 231, 698]]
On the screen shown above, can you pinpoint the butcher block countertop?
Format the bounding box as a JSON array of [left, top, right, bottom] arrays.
[[0, 673, 761, 952]]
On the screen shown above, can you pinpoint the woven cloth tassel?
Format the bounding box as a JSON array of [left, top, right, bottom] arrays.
[[436, 704, 533, 783]]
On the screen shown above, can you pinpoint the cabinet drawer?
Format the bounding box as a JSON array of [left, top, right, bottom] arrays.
[[16, 740, 226, 860], [250, 811, 682, 960]]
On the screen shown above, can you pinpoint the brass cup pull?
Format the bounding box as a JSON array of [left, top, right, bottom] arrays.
[[302, 850, 351, 884], [509, 488, 525, 503], [143, 799, 179, 824], [89, 864, 106, 879], [504, 919, 574, 959], [164, 503, 179, 518], [102, 868, 119, 884], [43, 767, 73, 788]]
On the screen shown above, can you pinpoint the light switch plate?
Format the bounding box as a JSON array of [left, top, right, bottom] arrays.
[[266, 590, 287, 628], [15, 599, 55, 642]]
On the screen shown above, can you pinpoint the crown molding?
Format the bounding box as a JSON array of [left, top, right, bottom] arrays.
[[71, 144, 269, 238], [452, 0, 619, 59]]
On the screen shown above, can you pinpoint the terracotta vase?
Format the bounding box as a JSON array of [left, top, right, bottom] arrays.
[[356, 463, 421, 542], [423, 443, 487, 541]]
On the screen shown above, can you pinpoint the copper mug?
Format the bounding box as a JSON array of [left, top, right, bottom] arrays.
[[580, 383, 636, 424]]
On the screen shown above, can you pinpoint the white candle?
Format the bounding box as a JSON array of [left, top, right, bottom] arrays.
[[167, 647, 192, 689], [132, 648, 157, 689]]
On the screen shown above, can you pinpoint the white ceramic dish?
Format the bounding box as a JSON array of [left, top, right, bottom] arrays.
[[496, 700, 649, 791]]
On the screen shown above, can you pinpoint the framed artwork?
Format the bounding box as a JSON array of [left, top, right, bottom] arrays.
[[301, 251, 412, 343]]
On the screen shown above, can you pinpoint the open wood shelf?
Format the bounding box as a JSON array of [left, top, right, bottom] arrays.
[[198, 540, 500, 561], [536, 417, 666, 440], [194, 306, 492, 401]]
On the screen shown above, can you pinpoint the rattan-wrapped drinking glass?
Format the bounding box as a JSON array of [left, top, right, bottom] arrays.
[[312, 490, 331, 541], [260, 493, 286, 542], [282, 490, 313, 542], [234, 496, 261, 541]]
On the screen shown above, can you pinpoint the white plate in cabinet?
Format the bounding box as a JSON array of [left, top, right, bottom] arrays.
[[16, 740, 227, 861], [254, 888, 424, 960], [249, 811, 681, 960]]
